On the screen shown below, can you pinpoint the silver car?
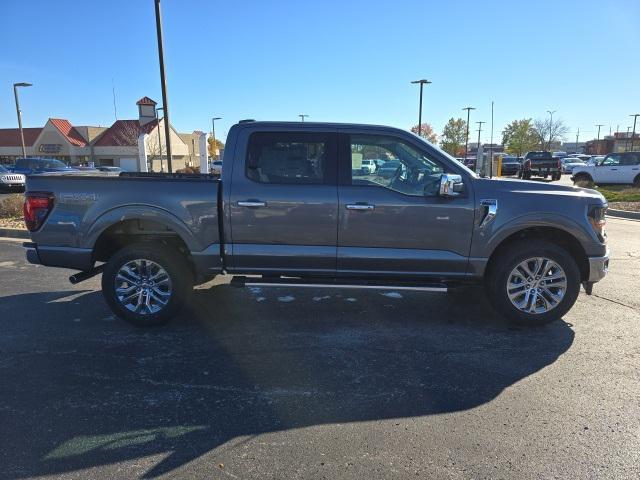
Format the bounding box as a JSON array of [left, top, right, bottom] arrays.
[[0, 165, 25, 192]]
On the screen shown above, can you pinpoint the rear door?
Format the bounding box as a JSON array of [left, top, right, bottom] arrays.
[[336, 130, 475, 278], [228, 129, 338, 275], [620, 152, 640, 184]]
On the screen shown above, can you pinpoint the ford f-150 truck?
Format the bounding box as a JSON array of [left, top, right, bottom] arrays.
[[518, 151, 562, 181], [22, 121, 609, 327]]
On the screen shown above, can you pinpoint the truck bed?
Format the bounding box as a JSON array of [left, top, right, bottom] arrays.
[[25, 173, 222, 272]]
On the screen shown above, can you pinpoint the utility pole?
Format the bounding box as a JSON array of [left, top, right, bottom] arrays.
[[211, 117, 221, 160], [154, 0, 172, 172], [490, 101, 494, 179], [410, 79, 431, 136], [595, 124, 604, 155], [546, 110, 556, 150], [13, 82, 33, 159], [298, 114, 309, 122], [476, 121, 485, 152], [630, 114, 640, 151], [462, 106, 475, 162], [626, 126, 632, 151], [575, 128, 580, 153], [476, 121, 485, 177]]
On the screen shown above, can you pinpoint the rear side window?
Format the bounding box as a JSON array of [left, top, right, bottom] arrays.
[[622, 153, 640, 166], [246, 132, 335, 185]]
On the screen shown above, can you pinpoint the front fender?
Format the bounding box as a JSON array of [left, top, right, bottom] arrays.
[[471, 211, 598, 259], [82, 205, 201, 252]]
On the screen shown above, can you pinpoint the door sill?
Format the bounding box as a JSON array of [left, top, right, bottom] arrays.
[[230, 276, 448, 292]]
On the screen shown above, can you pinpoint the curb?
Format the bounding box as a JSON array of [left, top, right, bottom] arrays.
[[0, 228, 29, 239], [607, 208, 640, 220]]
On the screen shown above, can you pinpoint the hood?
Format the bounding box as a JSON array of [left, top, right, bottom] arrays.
[[475, 177, 606, 204]]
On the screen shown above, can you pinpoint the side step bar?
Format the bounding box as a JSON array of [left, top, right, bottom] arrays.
[[230, 276, 448, 293]]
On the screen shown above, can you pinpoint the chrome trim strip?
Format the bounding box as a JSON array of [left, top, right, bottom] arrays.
[[244, 282, 447, 292], [587, 249, 610, 283], [479, 199, 498, 227]]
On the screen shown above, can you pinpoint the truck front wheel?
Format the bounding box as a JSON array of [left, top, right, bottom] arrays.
[[485, 241, 580, 326], [101, 243, 193, 326]]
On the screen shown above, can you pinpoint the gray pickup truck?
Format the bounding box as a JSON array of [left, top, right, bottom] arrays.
[[23, 121, 609, 326]]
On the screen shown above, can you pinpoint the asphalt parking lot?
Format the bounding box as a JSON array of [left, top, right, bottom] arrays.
[[0, 216, 639, 480]]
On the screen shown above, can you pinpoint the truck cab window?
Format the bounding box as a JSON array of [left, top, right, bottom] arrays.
[[350, 134, 447, 196], [246, 132, 331, 184]]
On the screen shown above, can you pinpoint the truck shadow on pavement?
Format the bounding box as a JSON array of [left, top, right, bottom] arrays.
[[0, 285, 574, 478]]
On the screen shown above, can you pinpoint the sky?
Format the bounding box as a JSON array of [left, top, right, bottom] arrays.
[[1, 0, 639, 144]]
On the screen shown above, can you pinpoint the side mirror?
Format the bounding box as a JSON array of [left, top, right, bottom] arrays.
[[439, 174, 464, 197]]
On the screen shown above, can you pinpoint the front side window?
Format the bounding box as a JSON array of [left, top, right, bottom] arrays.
[[602, 154, 621, 166], [350, 134, 447, 196], [246, 132, 331, 185]]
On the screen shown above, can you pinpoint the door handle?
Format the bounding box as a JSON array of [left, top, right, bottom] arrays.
[[238, 200, 266, 208], [346, 203, 375, 210], [610, 168, 618, 171]]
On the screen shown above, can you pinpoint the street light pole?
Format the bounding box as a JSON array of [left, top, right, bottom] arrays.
[[626, 126, 632, 151], [411, 79, 431, 136], [211, 117, 221, 160], [298, 114, 309, 122], [546, 110, 556, 150], [13, 82, 33, 159], [154, 0, 172, 172], [462, 107, 475, 162], [630, 114, 640, 151]]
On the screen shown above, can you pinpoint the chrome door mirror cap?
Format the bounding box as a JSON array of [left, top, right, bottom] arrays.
[[439, 173, 464, 197]]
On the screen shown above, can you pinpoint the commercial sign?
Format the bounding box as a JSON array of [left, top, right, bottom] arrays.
[[38, 144, 63, 154]]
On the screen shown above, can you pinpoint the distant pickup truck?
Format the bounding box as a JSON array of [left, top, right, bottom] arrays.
[[519, 151, 562, 181], [23, 121, 609, 327]]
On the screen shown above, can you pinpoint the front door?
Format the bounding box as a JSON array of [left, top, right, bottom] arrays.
[[228, 130, 338, 275], [336, 131, 475, 278], [596, 153, 623, 183]]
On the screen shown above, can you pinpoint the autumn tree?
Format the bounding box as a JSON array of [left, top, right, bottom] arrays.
[[440, 118, 467, 157], [208, 138, 225, 159], [533, 117, 569, 150], [410, 123, 438, 144], [502, 119, 539, 157]]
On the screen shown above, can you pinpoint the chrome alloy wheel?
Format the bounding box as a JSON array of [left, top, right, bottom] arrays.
[[114, 259, 172, 314], [506, 257, 567, 314]]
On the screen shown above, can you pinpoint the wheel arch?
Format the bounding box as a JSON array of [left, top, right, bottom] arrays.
[[485, 226, 590, 282]]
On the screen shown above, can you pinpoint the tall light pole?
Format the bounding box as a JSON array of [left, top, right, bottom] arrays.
[[298, 114, 309, 122], [462, 107, 475, 161], [411, 79, 431, 136], [595, 123, 604, 155], [154, 0, 172, 172], [211, 117, 221, 160], [630, 114, 640, 151], [546, 110, 556, 150], [575, 128, 580, 153], [626, 126, 632, 151], [155, 107, 164, 171], [13, 82, 33, 159]]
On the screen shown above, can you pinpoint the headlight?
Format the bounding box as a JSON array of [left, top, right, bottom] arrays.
[[588, 204, 607, 242]]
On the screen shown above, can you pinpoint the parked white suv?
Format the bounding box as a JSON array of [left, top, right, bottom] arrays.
[[572, 152, 640, 186]]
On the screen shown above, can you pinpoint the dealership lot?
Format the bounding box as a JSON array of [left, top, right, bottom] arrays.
[[0, 217, 639, 479]]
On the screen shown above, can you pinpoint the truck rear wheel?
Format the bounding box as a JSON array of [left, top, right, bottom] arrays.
[[485, 240, 580, 326], [101, 243, 193, 326]]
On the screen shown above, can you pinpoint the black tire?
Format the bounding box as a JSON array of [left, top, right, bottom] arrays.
[[573, 173, 593, 187], [485, 240, 580, 326], [634, 174, 640, 188], [101, 243, 193, 327]]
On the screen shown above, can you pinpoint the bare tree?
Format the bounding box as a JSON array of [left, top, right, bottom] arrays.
[[533, 117, 570, 150]]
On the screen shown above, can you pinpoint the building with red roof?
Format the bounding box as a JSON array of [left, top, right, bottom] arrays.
[[0, 97, 203, 172]]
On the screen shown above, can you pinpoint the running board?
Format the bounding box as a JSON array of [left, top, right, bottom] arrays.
[[230, 276, 448, 293]]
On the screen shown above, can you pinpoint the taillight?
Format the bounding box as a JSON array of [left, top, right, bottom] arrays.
[[557, 159, 562, 169], [23, 193, 54, 232]]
